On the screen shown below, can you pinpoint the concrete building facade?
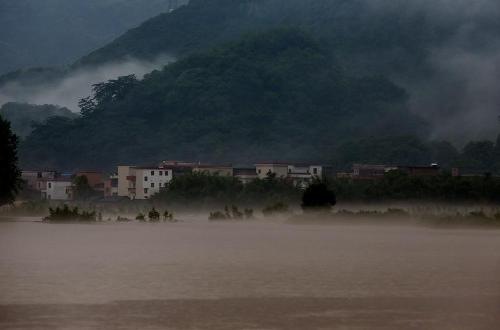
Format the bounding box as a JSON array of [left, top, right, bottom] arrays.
[[255, 163, 289, 179], [193, 165, 233, 177], [43, 179, 72, 200], [117, 166, 173, 200]]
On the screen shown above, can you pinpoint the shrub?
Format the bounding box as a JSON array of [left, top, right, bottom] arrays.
[[148, 208, 160, 222], [262, 202, 289, 217], [209, 211, 229, 221], [44, 205, 96, 222], [302, 180, 336, 210], [163, 210, 174, 222], [209, 205, 251, 221]]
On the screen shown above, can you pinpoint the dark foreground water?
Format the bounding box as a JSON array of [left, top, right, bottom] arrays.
[[1, 217, 500, 329]]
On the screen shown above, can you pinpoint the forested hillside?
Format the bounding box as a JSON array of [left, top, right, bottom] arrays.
[[0, 102, 78, 138], [78, 0, 452, 74], [3, 0, 500, 142], [0, 0, 188, 74], [20, 29, 424, 170]]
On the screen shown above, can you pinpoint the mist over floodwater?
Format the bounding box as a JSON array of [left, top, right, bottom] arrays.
[[1, 216, 499, 329]]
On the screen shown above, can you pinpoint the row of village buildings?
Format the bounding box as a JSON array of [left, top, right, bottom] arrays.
[[21, 161, 443, 201]]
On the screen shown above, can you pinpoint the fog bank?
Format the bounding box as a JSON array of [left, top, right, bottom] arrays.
[[0, 56, 173, 111]]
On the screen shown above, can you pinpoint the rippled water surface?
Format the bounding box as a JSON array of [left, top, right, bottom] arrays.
[[1, 217, 500, 329]]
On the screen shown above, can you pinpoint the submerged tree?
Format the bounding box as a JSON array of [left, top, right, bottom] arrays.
[[301, 180, 336, 211], [72, 175, 98, 201], [0, 115, 22, 206]]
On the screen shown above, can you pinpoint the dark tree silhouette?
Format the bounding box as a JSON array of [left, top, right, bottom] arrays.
[[72, 175, 98, 201], [0, 115, 22, 205], [302, 180, 336, 210]]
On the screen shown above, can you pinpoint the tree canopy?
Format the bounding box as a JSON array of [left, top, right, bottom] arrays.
[[20, 29, 423, 170], [0, 115, 22, 205]]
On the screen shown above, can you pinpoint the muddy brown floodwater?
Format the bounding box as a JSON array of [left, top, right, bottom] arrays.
[[1, 217, 500, 329]]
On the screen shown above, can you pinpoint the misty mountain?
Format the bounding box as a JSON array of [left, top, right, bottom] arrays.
[[20, 29, 426, 170], [2, 0, 500, 144], [0, 0, 188, 74], [0, 102, 78, 138], [76, 0, 500, 143]]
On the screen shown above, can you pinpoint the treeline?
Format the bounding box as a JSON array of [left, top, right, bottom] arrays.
[[333, 135, 500, 173], [20, 29, 422, 170], [153, 171, 500, 206], [332, 171, 500, 203], [152, 172, 301, 207]]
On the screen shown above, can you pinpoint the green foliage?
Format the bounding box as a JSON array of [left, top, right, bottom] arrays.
[[0, 115, 22, 205], [148, 207, 160, 222], [262, 202, 289, 217], [332, 171, 500, 202], [154, 172, 301, 206], [155, 172, 244, 205], [302, 180, 336, 210], [20, 29, 420, 170], [242, 173, 303, 205], [72, 175, 99, 201], [163, 210, 174, 222], [135, 213, 146, 221], [209, 205, 253, 221], [421, 211, 500, 227], [79, 75, 139, 117], [0, 103, 77, 138], [334, 208, 410, 219], [44, 205, 96, 222], [209, 211, 228, 221], [77, 0, 482, 80]]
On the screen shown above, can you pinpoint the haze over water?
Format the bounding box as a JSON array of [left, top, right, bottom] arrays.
[[1, 217, 500, 329]]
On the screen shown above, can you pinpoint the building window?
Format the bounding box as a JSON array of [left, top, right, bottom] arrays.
[[144, 176, 148, 181], [151, 183, 154, 188], [159, 171, 163, 176], [313, 168, 318, 175], [159, 183, 162, 188], [144, 188, 148, 194], [258, 169, 262, 174], [151, 170, 155, 176], [48, 182, 52, 189]]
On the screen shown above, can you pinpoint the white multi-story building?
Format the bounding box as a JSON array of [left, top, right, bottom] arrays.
[[117, 166, 173, 200], [255, 162, 289, 179], [43, 179, 72, 200], [287, 164, 327, 188]]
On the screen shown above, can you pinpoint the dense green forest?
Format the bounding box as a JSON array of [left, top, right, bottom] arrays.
[[4, 0, 498, 100], [4, 0, 500, 171], [0, 0, 188, 74], [20, 29, 425, 170], [0, 103, 77, 138]]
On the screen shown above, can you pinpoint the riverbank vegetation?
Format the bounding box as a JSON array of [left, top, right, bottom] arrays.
[[153, 172, 301, 207], [289, 206, 500, 228], [332, 171, 500, 203], [44, 205, 96, 222], [209, 206, 254, 221]]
